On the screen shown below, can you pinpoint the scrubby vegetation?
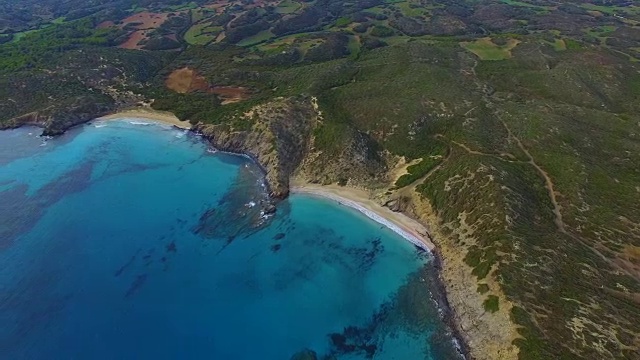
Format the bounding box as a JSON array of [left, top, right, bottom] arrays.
[[483, 295, 500, 313], [1, 0, 640, 359]]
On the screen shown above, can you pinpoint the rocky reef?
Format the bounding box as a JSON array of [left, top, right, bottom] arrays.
[[1, 94, 484, 359]]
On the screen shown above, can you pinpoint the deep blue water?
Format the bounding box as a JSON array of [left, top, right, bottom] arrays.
[[0, 120, 461, 359]]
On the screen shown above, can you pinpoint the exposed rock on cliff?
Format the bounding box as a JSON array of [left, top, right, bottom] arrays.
[[1, 96, 115, 136], [193, 96, 319, 199], [296, 129, 389, 188], [194, 95, 391, 198], [0, 48, 167, 135]]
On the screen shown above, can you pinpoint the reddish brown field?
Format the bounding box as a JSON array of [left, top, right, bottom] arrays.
[[120, 12, 169, 30], [204, 0, 275, 13], [165, 67, 251, 104], [97, 20, 115, 29], [166, 67, 210, 93], [113, 12, 172, 50], [204, 1, 232, 13], [118, 30, 149, 50]]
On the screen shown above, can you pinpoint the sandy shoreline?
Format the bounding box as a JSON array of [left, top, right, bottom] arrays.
[[290, 183, 436, 251], [97, 111, 436, 253], [97, 108, 191, 129]]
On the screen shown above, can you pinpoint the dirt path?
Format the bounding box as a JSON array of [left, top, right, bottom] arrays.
[[465, 55, 568, 233], [497, 115, 635, 275], [459, 56, 633, 276], [394, 144, 452, 199], [497, 117, 566, 232]]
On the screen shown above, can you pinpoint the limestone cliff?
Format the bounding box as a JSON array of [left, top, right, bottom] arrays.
[[193, 96, 391, 198], [1, 96, 115, 136], [193, 96, 320, 199]]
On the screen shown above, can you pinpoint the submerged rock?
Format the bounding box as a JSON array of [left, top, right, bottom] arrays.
[[289, 349, 317, 360], [264, 204, 277, 215]]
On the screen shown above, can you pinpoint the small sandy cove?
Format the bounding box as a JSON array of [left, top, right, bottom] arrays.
[[97, 109, 191, 129], [290, 182, 436, 251]]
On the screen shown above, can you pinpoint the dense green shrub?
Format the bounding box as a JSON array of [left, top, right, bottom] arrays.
[[483, 295, 499, 313], [370, 24, 394, 37]]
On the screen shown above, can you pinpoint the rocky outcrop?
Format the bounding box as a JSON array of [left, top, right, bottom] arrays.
[[194, 95, 391, 198], [42, 98, 115, 136], [193, 96, 319, 199], [295, 129, 389, 188], [407, 193, 520, 360], [289, 349, 318, 360], [1, 96, 115, 136]]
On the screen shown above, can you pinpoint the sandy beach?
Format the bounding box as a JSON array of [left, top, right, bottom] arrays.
[[97, 108, 192, 129], [290, 182, 436, 251]]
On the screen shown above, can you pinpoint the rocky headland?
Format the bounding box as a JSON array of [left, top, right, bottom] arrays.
[[191, 95, 517, 360], [1, 95, 519, 360]]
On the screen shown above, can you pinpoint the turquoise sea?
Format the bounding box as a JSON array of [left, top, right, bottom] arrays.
[[0, 120, 461, 359]]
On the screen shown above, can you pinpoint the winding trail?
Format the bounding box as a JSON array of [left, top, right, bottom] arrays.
[[459, 56, 632, 276], [466, 55, 568, 234], [496, 117, 566, 232], [496, 115, 633, 275]]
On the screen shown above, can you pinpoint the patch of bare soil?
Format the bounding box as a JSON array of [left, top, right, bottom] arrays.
[[113, 12, 172, 50], [166, 67, 210, 93], [118, 30, 149, 50], [204, 1, 232, 13], [121, 12, 169, 30], [165, 67, 251, 104], [211, 86, 251, 104], [97, 20, 115, 29]]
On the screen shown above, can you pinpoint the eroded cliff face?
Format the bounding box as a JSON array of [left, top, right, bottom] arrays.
[[193, 96, 320, 199], [193, 96, 392, 198], [1, 97, 115, 136], [295, 129, 389, 189], [407, 194, 519, 360]]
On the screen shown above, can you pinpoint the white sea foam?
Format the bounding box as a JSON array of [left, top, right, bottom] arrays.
[[247, 201, 256, 208], [128, 121, 151, 126], [302, 192, 431, 252]]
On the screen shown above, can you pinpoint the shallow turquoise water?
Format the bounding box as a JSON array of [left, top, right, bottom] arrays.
[[0, 120, 461, 359]]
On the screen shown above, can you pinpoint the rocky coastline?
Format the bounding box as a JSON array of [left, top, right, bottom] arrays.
[[1, 97, 520, 360]]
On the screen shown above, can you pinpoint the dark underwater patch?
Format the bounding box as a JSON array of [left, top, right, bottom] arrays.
[[125, 274, 148, 298], [166, 240, 177, 253], [271, 244, 282, 252], [192, 163, 273, 253], [0, 160, 95, 250], [114, 249, 141, 277], [311, 264, 463, 360]]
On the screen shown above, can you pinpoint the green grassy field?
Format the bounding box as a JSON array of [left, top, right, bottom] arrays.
[[396, 1, 429, 17], [184, 22, 220, 45], [500, 0, 552, 11], [276, 0, 301, 14], [461, 38, 520, 60], [237, 30, 275, 47]]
